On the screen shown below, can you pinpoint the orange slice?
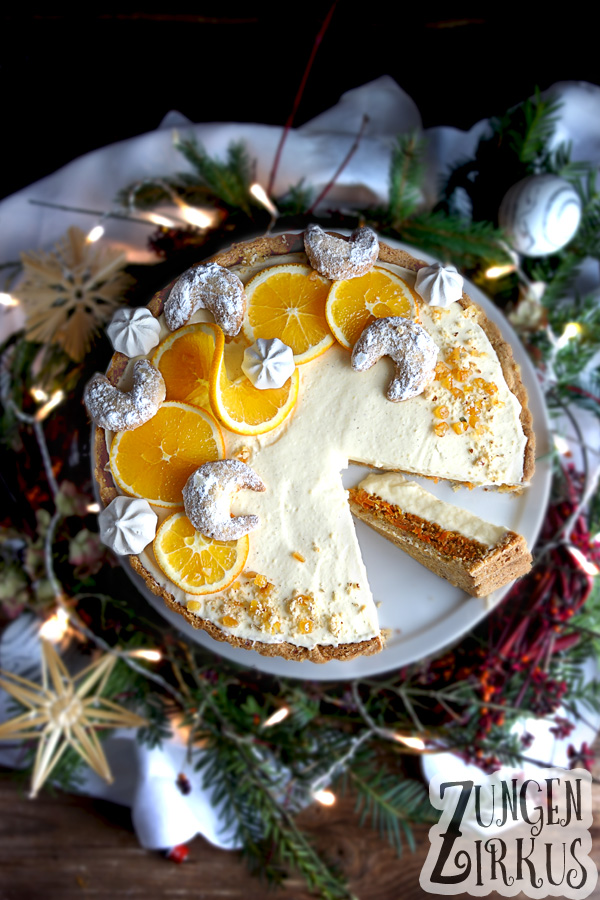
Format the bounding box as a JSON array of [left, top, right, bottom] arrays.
[[325, 266, 419, 350], [110, 402, 225, 507], [243, 263, 334, 364], [209, 336, 299, 436], [151, 322, 221, 411], [154, 511, 248, 595]]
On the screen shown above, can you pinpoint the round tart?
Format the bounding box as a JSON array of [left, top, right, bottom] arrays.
[[92, 232, 535, 663]]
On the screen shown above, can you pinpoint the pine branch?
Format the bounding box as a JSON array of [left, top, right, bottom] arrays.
[[394, 212, 511, 268], [388, 133, 425, 225], [174, 138, 253, 213], [348, 764, 435, 856]]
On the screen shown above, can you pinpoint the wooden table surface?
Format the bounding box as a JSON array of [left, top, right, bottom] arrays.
[[1, 763, 599, 900]]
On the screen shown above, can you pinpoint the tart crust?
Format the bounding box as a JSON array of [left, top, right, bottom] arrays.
[[92, 232, 535, 661]]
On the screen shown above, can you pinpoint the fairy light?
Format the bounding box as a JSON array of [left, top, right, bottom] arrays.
[[0, 292, 18, 307], [172, 198, 215, 229], [553, 434, 571, 456], [262, 706, 290, 728], [87, 225, 105, 243], [39, 607, 70, 643], [568, 546, 599, 577], [250, 183, 279, 218], [557, 321, 582, 349], [129, 649, 162, 662], [86, 501, 101, 513], [313, 789, 336, 806], [34, 389, 65, 421], [394, 734, 426, 751], [144, 211, 178, 228], [30, 387, 49, 403], [485, 264, 516, 279]]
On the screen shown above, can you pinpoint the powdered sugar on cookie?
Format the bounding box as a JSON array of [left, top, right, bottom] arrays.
[[164, 262, 246, 334], [351, 317, 438, 401], [183, 459, 266, 541], [304, 225, 379, 280], [84, 359, 166, 431]]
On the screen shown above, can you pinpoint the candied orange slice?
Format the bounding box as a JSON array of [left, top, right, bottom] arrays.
[[154, 511, 248, 594], [151, 322, 221, 411], [110, 402, 225, 507], [209, 336, 299, 435], [243, 264, 334, 364], [325, 266, 419, 350]]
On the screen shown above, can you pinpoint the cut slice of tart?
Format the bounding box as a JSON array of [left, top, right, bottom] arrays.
[[349, 473, 532, 598]]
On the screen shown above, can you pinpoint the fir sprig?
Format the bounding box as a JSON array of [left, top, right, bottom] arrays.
[[174, 138, 254, 214], [388, 134, 424, 225]]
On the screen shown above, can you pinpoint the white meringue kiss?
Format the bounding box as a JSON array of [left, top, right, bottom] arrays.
[[107, 308, 161, 357], [242, 338, 295, 390], [98, 496, 158, 555], [415, 263, 463, 308]]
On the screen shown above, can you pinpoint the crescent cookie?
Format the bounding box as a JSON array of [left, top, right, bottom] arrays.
[[84, 359, 165, 431], [183, 459, 266, 541], [164, 262, 246, 334], [351, 317, 438, 402], [304, 224, 379, 280]]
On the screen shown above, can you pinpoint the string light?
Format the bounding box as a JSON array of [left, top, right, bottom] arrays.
[[129, 649, 162, 662], [394, 734, 426, 751], [39, 607, 70, 643], [313, 789, 336, 806], [86, 501, 101, 514], [250, 183, 279, 218], [553, 434, 571, 456], [144, 211, 178, 228], [262, 706, 290, 728], [568, 546, 599, 577], [172, 197, 215, 229], [485, 264, 516, 279], [30, 387, 49, 403], [556, 322, 582, 349], [34, 390, 65, 421], [87, 225, 105, 243], [0, 292, 18, 307]]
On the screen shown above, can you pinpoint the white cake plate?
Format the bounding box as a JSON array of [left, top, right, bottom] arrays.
[[119, 239, 552, 681]]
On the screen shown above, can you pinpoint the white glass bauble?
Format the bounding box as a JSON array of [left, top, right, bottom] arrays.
[[498, 174, 582, 257]]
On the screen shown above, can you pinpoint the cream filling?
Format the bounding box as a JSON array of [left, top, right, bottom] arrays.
[[113, 252, 528, 650], [357, 472, 509, 547]]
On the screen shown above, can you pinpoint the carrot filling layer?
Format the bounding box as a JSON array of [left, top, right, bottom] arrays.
[[348, 488, 490, 562]]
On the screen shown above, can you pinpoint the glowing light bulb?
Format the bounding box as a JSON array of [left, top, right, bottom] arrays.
[[0, 292, 18, 307], [314, 789, 336, 806], [145, 212, 178, 228], [129, 649, 162, 662], [87, 225, 105, 243], [40, 607, 70, 642], [173, 199, 215, 229], [30, 387, 49, 403], [394, 734, 426, 751], [568, 546, 599, 577], [262, 707, 290, 728], [557, 322, 581, 349], [553, 434, 571, 456], [86, 502, 101, 513], [485, 264, 516, 279], [250, 183, 279, 218], [35, 390, 65, 421]]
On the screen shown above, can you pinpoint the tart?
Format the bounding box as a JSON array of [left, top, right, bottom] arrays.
[[91, 231, 535, 662]]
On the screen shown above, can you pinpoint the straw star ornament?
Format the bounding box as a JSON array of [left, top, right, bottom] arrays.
[[0, 640, 146, 797]]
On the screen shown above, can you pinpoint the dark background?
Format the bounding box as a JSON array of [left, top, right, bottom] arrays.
[[1, 5, 597, 200]]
